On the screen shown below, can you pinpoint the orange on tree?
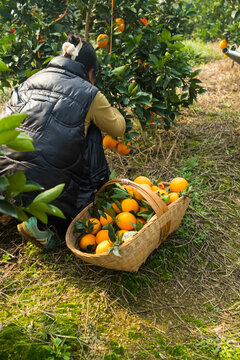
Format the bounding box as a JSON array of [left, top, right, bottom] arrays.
[[99, 212, 113, 226], [97, 34, 109, 49], [95, 240, 112, 254], [219, 39, 227, 49], [121, 198, 139, 214], [116, 141, 131, 155], [134, 176, 152, 186], [86, 217, 101, 234], [115, 18, 125, 32], [170, 177, 189, 193], [96, 229, 110, 245], [79, 234, 96, 252], [115, 211, 137, 230], [103, 135, 118, 149], [169, 192, 179, 204]]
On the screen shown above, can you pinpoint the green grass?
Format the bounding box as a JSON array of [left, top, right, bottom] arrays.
[[183, 39, 222, 65]]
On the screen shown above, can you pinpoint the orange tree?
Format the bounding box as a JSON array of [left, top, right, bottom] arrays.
[[0, 0, 205, 140], [86, 0, 205, 138]]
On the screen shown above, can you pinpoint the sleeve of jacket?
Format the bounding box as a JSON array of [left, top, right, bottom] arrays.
[[84, 91, 126, 137]]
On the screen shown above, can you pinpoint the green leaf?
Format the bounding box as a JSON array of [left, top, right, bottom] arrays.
[[0, 130, 19, 146], [161, 29, 171, 42], [0, 59, 10, 72], [22, 181, 44, 192], [14, 206, 29, 222], [112, 246, 121, 257], [112, 65, 128, 77], [0, 200, 17, 218], [25, 208, 48, 224], [26, 202, 65, 219], [0, 114, 28, 132], [32, 184, 65, 204], [109, 169, 116, 180], [6, 132, 34, 152], [149, 54, 158, 65], [7, 171, 27, 192], [0, 176, 9, 191]]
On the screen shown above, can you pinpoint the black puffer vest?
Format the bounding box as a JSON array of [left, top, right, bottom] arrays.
[[0, 56, 110, 219]]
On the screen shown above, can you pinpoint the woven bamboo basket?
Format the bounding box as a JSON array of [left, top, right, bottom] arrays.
[[66, 179, 190, 272]]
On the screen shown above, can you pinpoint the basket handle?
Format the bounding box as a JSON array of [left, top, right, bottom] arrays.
[[98, 178, 168, 218]]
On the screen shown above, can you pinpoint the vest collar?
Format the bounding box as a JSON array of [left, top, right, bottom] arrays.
[[48, 56, 90, 82]]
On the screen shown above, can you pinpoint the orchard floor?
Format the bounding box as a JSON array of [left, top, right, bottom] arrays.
[[0, 56, 239, 359]]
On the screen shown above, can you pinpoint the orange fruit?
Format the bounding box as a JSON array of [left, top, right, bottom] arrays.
[[219, 39, 227, 49], [122, 184, 134, 196], [169, 192, 179, 204], [95, 229, 110, 245], [111, 202, 121, 213], [117, 229, 128, 239], [86, 218, 101, 234], [95, 240, 111, 254], [151, 185, 159, 192], [154, 188, 169, 196], [139, 206, 150, 212], [115, 18, 125, 32], [79, 234, 96, 252], [97, 34, 109, 49], [121, 198, 139, 214], [103, 135, 118, 149], [115, 212, 137, 230], [99, 212, 113, 226], [169, 177, 189, 193], [116, 141, 131, 155], [133, 183, 151, 200], [134, 176, 152, 186], [136, 217, 146, 225]]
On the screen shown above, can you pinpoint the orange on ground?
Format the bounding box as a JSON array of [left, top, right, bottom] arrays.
[[117, 229, 128, 239], [121, 198, 139, 214], [79, 234, 96, 252], [115, 18, 125, 32], [170, 177, 189, 193], [115, 211, 137, 230], [103, 135, 118, 149], [111, 202, 121, 213], [97, 34, 109, 49], [134, 176, 152, 186], [116, 141, 131, 155], [95, 229, 110, 245], [169, 192, 179, 204], [95, 240, 111, 254], [99, 212, 113, 226], [86, 218, 101, 234], [219, 39, 227, 49], [122, 184, 134, 196]]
